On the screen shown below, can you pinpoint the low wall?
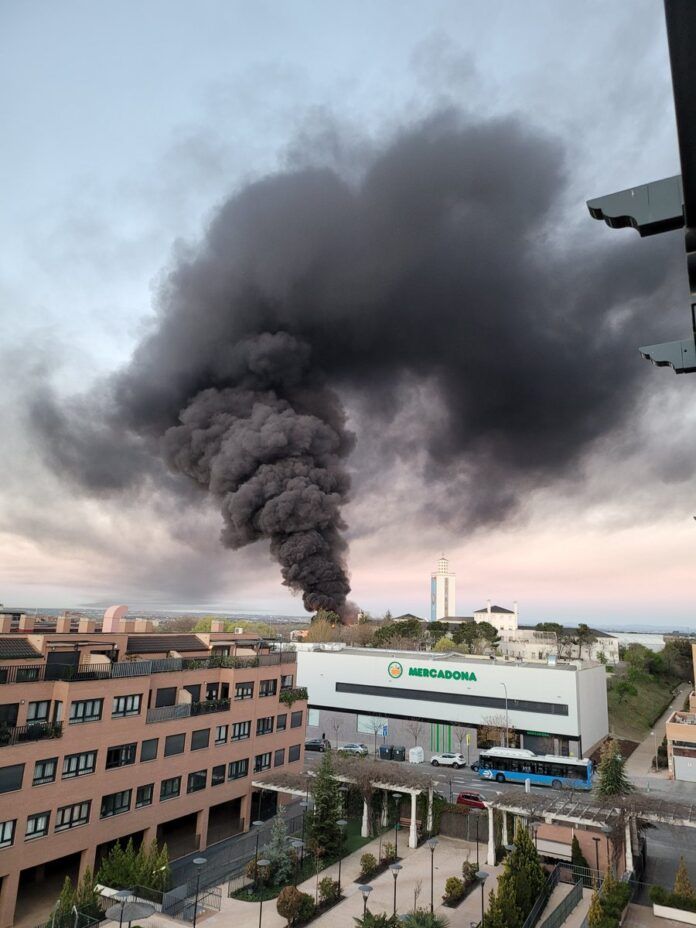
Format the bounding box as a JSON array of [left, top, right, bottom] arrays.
[[653, 904, 696, 925]]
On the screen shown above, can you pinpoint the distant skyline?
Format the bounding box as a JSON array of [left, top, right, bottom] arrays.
[[2, 1, 696, 626]]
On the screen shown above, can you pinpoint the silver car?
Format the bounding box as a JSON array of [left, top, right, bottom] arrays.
[[340, 743, 369, 756]]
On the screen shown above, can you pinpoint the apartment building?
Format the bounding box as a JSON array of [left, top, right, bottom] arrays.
[[666, 643, 696, 782], [0, 614, 305, 928]]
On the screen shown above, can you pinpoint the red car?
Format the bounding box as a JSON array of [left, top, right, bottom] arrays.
[[456, 791, 487, 809]]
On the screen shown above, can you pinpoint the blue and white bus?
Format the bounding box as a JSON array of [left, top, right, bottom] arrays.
[[474, 747, 593, 791]]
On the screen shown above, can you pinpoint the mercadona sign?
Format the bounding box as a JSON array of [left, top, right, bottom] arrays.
[[387, 660, 477, 682]]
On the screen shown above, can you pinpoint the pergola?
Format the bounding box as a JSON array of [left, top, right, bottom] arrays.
[[252, 756, 438, 849], [486, 788, 696, 872]]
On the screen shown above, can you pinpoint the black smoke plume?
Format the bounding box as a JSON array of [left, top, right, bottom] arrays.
[[32, 110, 679, 616]]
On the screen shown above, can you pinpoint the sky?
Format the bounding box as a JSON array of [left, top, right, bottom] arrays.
[[1, 0, 695, 625]]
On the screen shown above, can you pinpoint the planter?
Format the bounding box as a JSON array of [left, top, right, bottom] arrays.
[[653, 904, 696, 925], [442, 878, 480, 909], [354, 858, 402, 884], [296, 894, 344, 926]]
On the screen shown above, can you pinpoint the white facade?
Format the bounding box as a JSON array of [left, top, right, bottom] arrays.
[[496, 630, 619, 664], [297, 647, 608, 758], [474, 601, 519, 634], [430, 556, 456, 621]]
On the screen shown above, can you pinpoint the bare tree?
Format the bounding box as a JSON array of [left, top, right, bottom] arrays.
[[481, 713, 517, 748], [362, 717, 387, 756], [404, 718, 424, 748], [330, 717, 344, 750], [452, 723, 469, 757]]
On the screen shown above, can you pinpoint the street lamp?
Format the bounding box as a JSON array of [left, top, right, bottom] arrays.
[[427, 838, 438, 914], [299, 801, 311, 863], [592, 836, 601, 875], [530, 821, 540, 851], [257, 859, 270, 928], [500, 683, 509, 748], [337, 819, 348, 894], [476, 871, 489, 926], [389, 863, 402, 916], [651, 731, 659, 772], [392, 792, 401, 858], [358, 884, 373, 917], [113, 890, 129, 928], [475, 814, 481, 867], [191, 856, 207, 928], [251, 821, 264, 891]]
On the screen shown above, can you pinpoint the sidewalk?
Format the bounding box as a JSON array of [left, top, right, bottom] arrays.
[[625, 683, 690, 778]]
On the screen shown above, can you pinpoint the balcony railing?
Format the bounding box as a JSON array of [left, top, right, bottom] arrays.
[[0, 650, 296, 686], [146, 698, 231, 724], [0, 721, 63, 748]]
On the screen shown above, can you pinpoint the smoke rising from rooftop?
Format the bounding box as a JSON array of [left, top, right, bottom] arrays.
[[32, 110, 678, 615]]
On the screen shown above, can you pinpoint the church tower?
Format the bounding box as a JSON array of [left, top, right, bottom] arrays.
[[430, 555, 456, 621]]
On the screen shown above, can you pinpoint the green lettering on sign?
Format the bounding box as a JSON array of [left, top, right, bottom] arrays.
[[398, 665, 477, 684]]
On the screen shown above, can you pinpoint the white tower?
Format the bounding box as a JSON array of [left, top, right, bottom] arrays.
[[430, 555, 456, 621]]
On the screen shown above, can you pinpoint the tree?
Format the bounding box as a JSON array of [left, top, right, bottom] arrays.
[[383, 610, 393, 622], [307, 752, 342, 858], [587, 887, 604, 928], [571, 836, 591, 885], [596, 739, 634, 796], [262, 812, 296, 886], [612, 680, 637, 704], [484, 877, 521, 928], [330, 717, 344, 749], [433, 637, 467, 653], [451, 724, 469, 756], [576, 624, 597, 660], [314, 609, 341, 626], [373, 618, 423, 647], [535, 622, 563, 634], [674, 857, 695, 899], [427, 621, 449, 640], [503, 823, 546, 919], [404, 719, 424, 747], [305, 619, 337, 643], [277, 885, 314, 927], [662, 639, 694, 682], [362, 717, 387, 756]]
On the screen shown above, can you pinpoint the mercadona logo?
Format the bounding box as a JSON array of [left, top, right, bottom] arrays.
[[387, 661, 403, 679]]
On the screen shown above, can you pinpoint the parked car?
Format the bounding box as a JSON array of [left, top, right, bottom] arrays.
[[305, 738, 330, 752], [430, 752, 467, 768], [456, 790, 487, 809], [340, 743, 369, 756]]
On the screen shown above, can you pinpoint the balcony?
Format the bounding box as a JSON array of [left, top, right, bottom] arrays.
[[146, 698, 231, 724], [0, 721, 63, 748], [0, 650, 296, 686]]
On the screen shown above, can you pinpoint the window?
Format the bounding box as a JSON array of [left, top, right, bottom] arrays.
[[231, 721, 251, 741], [27, 701, 50, 722], [164, 733, 186, 756], [235, 682, 254, 700], [56, 801, 90, 832], [259, 679, 277, 697], [187, 770, 207, 793], [140, 739, 158, 762], [69, 699, 103, 724], [0, 763, 24, 794], [136, 784, 154, 808], [63, 751, 96, 779], [281, 674, 294, 690], [215, 725, 228, 745], [33, 758, 57, 786], [254, 752, 271, 772], [155, 687, 176, 708], [274, 748, 285, 767], [276, 714, 287, 731], [100, 789, 132, 818], [205, 683, 218, 701], [160, 776, 181, 801], [26, 811, 50, 840], [290, 711, 303, 728], [191, 729, 210, 751], [256, 716, 274, 736], [228, 758, 249, 780], [288, 744, 301, 763], [211, 765, 225, 786], [112, 694, 142, 718], [105, 743, 137, 770], [0, 820, 14, 849]]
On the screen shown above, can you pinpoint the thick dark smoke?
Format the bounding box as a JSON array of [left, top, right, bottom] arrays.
[[32, 110, 679, 615]]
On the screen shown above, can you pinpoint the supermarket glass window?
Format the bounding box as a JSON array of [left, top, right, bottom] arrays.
[[100, 789, 131, 818], [26, 811, 50, 840], [63, 751, 96, 779], [33, 757, 58, 786], [112, 694, 142, 718], [56, 801, 90, 832], [136, 784, 154, 808]]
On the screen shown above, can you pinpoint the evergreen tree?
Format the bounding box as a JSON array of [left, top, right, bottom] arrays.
[[571, 836, 591, 885], [674, 857, 695, 899], [52, 876, 76, 928], [596, 739, 634, 796], [263, 812, 296, 886], [504, 824, 546, 919], [587, 887, 604, 928], [307, 751, 342, 858], [484, 879, 521, 928]]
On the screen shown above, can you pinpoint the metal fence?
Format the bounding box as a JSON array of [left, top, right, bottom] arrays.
[[0, 721, 63, 748], [539, 880, 583, 928], [522, 865, 560, 928], [164, 884, 222, 922], [34, 910, 103, 928]]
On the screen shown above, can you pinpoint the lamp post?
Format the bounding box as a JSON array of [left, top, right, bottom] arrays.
[[337, 819, 348, 894], [299, 801, 311, 864], [530, 822, 539, 851], [191, 856, 207, 928], [476, 871, 489, 926], [592, 836, 601, 875], [251, 821, 264, 891], [257, 859, 270, 928], [651, 730, 659, 772], [358, 884, 373, 917], [114, 890, 129, 928], [500, 683, 509, 748], [392, 792, 401, 858], [427, 838, 438, 914], [389, 863, 402, 916], [475, 814, 480, 867]]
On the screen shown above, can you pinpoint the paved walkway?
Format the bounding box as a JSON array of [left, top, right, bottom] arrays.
[[623, 902, 685, 928], [626, 684, 691, 778]]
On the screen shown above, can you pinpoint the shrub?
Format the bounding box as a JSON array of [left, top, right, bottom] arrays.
[[650, 886, 696, 914], [354, 914, 400, 928], [277, 886, 315, 926], [400, 910, 449, 928], [296, 891, 316, 924], [443, 877, 465, 905], [462, 861, 478, 886], [360, 852, 378, 879], [382, 842, 396, 862], [318, 877, 340, 906]]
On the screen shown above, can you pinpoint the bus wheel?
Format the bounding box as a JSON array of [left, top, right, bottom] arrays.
[[552, 779, 562, 790], [495, 773, 505, 783]]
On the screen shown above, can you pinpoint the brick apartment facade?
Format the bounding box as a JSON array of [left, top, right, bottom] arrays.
[[0, 615, 306, 928]]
